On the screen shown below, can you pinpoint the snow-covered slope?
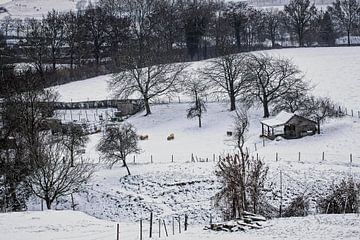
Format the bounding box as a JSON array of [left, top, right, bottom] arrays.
[[46, 47, 360, 224], [47, 102, 360, 225], [55, 47, 360, 111], [1, 210, 360, 240], [0, 0, 91, 19]]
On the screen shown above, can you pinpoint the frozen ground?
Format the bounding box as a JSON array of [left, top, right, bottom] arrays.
[[1, 210, 360, 240]]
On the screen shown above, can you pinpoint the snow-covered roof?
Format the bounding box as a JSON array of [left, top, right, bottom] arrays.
[[261, 111, 295, 127]]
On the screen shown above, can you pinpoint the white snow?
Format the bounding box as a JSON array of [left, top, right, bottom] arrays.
[[3, 47, 360, 239], [55, 47, 360, 112], [0, 0, 92, 19], [1, 210, 360, 240], [261, 110, 295, 127]]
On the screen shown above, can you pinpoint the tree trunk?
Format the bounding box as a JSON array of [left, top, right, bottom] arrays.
[[298, 28, 303, 47], [45, 198, 52, 210], [262, 100, 270, 118], [122, 159, 131, 176], [70, 51, 74, 70], [229, 94, 236, 111], [144, 98, 151, 116], [198, 115, 202, 128], [347, 31, 351, 46], [235, 27, 241, 51]]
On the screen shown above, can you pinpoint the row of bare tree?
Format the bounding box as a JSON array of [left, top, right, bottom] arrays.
[[1, 0, 360, 86], [110, 50, 338, 129]]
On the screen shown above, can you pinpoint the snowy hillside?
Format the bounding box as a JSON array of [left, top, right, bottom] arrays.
[[43, 47, 360, 226], [4, 46, 360, 239], [45, 102, 360, 226], [1, 210, 360, 240], [0, 0, 91, 19], [55, 47, 360, 111]]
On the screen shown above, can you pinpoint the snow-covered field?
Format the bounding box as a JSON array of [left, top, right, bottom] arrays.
[[1, 210, 360, 240], [0, 0, 90, 19], [55, 47, 360, 111], [47, 47, 360, 224], [3, 47, 360, 239], [46, 102, 360, 226]]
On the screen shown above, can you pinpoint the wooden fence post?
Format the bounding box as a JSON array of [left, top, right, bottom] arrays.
[[191, 153, 194, 162], [322, 152, 325, 161], [140, 219, 143, 240], [172, 154, 174, 162], [298, 152, 301, 162], [159, 219, 161, 238], [276, 152, 278, 162], [163, 220, 168, 237], [254, 143, 257, 151], [350, 153, 353, 164], [151, 155, 153, 164], [213, 154, 215, 162], [133, 155, 136, 164], [351, 109, 354, 117], [116, 223, 120, 240], [172, 217, 175, 235], [263, 138, 265, 147], [149, 212, 153, 238]]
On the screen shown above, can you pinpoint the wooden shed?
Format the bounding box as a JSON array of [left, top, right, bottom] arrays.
[[261, 111, 317, 140]]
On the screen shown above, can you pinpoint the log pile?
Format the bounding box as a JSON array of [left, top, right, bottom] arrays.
[[204, 212, 266, 232]]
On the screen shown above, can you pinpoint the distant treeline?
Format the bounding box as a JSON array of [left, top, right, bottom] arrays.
[[1, 0, 360, 87]]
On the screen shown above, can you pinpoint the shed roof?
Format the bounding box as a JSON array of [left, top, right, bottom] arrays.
[[261, 111, 295, 128]]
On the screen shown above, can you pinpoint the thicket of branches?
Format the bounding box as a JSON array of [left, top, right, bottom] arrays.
[[0, 67, 94, 211], [215, 110, 269, 219], [318, 178, 360, 214]]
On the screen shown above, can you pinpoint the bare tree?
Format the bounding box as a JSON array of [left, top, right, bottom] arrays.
[[22, 19, 49, 80], [61, 123, 89, 166], [284, 0, 317, 47], [202, 53, 248, 111], [223, 2, 250, 51], [0, 70, 58, 211], [215, 109, 268, 219], [272, 84, 310, 114], [245, 53, 309, 118], [97, 123, 140, 174], [27, 139, 94, 209], [184, 76, 208, 128], [328, 0, 360, 46], [299, 96, 340, 133], [110, 59, 187, 115], [44, 10, 65, 72], [83, 4, 108, 66], [262, 9, 283, 48]]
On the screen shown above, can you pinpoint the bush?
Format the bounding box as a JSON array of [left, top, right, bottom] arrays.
[[283, 195, 310, 217], [318, 178, 360, 214]]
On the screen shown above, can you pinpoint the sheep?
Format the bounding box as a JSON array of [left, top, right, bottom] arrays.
[[139, 135, 149, 140], [167, 133, 175, 141]]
